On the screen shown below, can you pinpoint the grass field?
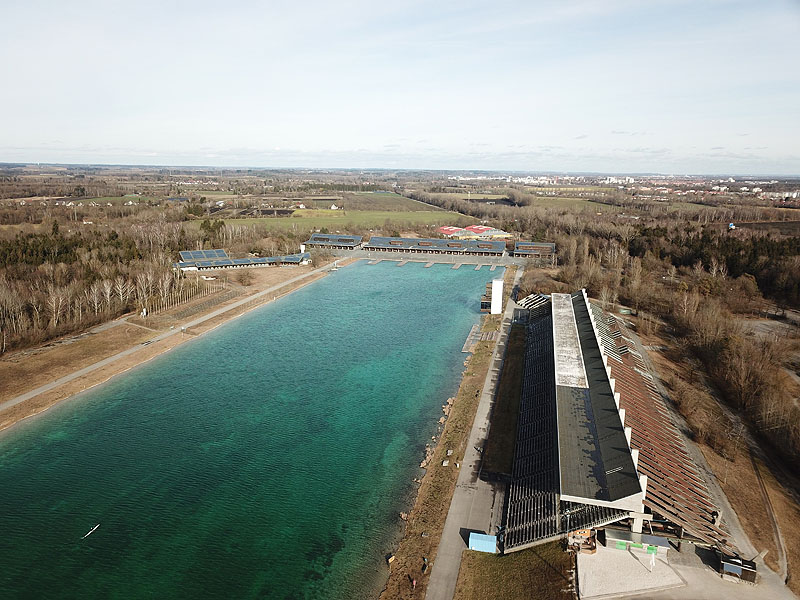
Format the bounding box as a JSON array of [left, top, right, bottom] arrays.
[[211, 209, 474, 231], [453, 542, 574, 600]]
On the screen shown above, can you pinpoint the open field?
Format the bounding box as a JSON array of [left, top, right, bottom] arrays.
[[453, 542, 574, 600], [731, 220, 800, 235], [212, 209, 474, 231]]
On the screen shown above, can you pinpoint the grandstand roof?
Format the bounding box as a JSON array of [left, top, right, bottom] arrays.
[[304, 234, 363, 246], [552, 293, 641, 505], [363, 236, 505, 253]]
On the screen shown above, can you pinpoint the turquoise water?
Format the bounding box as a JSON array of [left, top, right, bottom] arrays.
[[0, 261, 500, 599]]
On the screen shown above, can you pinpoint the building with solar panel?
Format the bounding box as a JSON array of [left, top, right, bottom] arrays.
[[363, 236, 505, 256], [503, 290, 733, 555], [174, 249, 310, 271], [302, 234, 363, 251]]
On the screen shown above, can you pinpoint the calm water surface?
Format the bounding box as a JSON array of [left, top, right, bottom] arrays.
[[0, 261, 500, 599]]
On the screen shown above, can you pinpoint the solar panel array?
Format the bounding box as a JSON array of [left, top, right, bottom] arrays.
[[175, 252, 310, 270], [179, 249, 229, 261]]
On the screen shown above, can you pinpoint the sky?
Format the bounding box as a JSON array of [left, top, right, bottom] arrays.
[[1, 0, 799, 174]]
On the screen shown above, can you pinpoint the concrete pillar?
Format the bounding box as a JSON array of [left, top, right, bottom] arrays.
[[632, 516, 644, 534], [614, 392, 621, 408], [631, 448, 639, 470], [619, 408, 626, 428], [625, 426, 632, 445]]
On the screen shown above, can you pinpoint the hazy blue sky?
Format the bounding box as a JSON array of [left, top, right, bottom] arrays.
[[2, 0, 799, 174]]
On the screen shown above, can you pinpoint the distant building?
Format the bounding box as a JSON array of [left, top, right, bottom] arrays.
[[437, 225, 512, 240], [512, 241, 557, 266], [173, 248, 310, 271], [303, 234, 363, 250], [364, 236, 505, 256]]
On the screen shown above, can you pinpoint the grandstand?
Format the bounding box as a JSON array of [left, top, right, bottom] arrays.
[[363, 236, 505, 256], [174, 249, 311, 271], [504, 290, 731, 553], [303, 234, 363, 249]]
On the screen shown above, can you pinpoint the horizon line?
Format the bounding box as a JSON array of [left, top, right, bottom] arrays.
[[1, 161, 799, 180]]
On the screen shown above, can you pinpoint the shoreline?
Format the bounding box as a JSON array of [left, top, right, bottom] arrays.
[[379, 265, 518, 599], [0, 259, 352, 434]]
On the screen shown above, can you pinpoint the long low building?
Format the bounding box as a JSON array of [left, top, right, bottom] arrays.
[[505, 290, 731, 553], [363, 236, 505, 256], [303, 234, 363, 249], [513, 241, 556, 257], [174, 249, 310, 271]]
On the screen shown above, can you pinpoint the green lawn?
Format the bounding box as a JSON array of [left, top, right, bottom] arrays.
[[202, 209, 475, 231], [454, 542, 574, 600]]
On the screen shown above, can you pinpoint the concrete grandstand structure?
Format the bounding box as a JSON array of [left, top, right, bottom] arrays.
[[504, 290, 730, 554]]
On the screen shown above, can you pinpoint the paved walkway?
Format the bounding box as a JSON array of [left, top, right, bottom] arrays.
[[426, 267, 524, 600], [0, 264, 335, 414]]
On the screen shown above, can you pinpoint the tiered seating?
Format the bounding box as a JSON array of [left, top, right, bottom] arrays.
[[505, 310, 628, 549], [505, 313, 560, 547], [589, 303, 733, 549]]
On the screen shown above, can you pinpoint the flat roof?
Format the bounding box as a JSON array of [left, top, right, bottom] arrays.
[[553, 292, 640, 504], [515, 241, 556, 251], [304, 234, 363, 245], [174, 252, 309, 269], [364, 236, 505, 253]]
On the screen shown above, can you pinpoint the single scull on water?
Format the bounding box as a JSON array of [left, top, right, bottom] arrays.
[[81, 524, 100, 539]]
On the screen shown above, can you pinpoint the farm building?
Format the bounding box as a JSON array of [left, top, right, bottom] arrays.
[[437, 225, 513, 240], [363, 236, 505, 256], [302, 234, 363, 250], [173, 249, 310, 271], [463, 224, 514, 239], [504, 290, 732, 555]]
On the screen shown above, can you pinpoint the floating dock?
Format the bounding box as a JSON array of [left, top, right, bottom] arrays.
[[452, 264, 461, 270], [425, 262, 434, 268], [462, 324, 480, 352]]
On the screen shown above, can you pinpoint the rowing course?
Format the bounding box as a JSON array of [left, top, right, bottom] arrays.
[[0, 261, 501, 600]]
